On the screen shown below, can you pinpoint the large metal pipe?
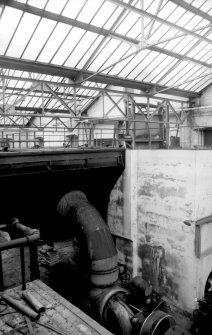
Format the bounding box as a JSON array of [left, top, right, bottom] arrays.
[[57, 190, 119, 287], [57, 191, 133, 334], [2, 294, 40, 321]]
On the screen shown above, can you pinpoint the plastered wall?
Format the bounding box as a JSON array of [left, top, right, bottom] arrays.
[[108, 149, 212, 312]]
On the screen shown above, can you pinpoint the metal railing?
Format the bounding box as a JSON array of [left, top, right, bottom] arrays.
[[0, 218, 40, 292], [0, 112, 211, 151]]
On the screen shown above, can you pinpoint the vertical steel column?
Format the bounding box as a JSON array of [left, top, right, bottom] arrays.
[[20, 247, 26, 291], [102, 91, 105, 118], [2, 77, 6, 113], [74, 86, 77, 115], [131, 97, 136, 149], [166, 101, 170, 149], [140, 0, 144, 41], [41, 82, 45, 114], [0, 251, 4, 291], [147, 96, 150, 118], [29, 244, 40, 281]]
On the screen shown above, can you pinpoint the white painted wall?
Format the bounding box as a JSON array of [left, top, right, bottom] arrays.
[[108, 149, 212, 313]]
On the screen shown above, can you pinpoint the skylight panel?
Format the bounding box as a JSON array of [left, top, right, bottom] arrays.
[[19, 96, 32, 107], [99, 42, 134, 75], [45, 0, 68, 14], [88, 38, 123, 72], [22, 18, 56, 60], [126, 19, 142, 39], [187, 41, 209, 59], [181, 71, 210, 91], [193, 76, 212, 92], [15, 81, 26, 89], [115, 49, 150, 78], [199, 1, 212, 13], [145, 0, 165, 15], [163, 62, 195, 87], [167, 6, 186, 24], [192, 43, 212, 61], [6, 13, 40, 58], [62, 0, 87, 19], [77, 0, 104, 24], [103, 6, 123, 30], [0, 7, 23, 55], [149, 57, 178, 83], [128, 51, 161, 80], [91, 2, 119, 28], [170, 35, 198, 55], [148, 24, 175, 44], [183, 15, 204, 31], [14, 70, 23, 77], [27, 0, 48, 9], [37, 23, 71, 63], [33, 98, 42, 108], [64, 31, 98, 68], [108, 47, 136, 75], [76, 35, 104, 69], [115, 11, 140, 36], [51, 27, 85, 66], [158, 2, 177, 20], [142, 53, 169, 82]]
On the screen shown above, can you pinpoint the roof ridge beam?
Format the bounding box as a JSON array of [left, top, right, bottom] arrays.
[[2, 0, 211, 70]]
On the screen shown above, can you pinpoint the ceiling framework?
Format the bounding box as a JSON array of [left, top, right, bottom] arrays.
[[0, 0, 212, 126]]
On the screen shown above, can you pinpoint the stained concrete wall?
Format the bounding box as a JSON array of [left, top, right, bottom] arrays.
[[108, 149, 212, 313]]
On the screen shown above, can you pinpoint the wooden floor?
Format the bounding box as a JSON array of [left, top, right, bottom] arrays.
[[0, 280, 112, 335]]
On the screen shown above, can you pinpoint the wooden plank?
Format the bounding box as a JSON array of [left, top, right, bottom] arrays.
[[0, 280, 113, 335]]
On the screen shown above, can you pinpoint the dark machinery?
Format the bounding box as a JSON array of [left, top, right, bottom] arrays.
[[193, 273, 212, 334], [57, 190, 176, 335]]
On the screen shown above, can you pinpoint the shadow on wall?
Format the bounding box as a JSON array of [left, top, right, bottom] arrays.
[[0, 166, 124, 243]]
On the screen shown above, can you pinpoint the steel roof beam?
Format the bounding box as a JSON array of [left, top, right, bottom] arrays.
[[0, 56, 198, 98], [0, 86, 94, 100], [169, 0, 212, 23], [1, 0, 210, 70], [108, 0, 212, 45]]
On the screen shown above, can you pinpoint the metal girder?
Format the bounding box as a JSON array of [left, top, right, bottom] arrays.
[[0, 86, 93, 100], [44, 83, 75, 115], [1, 0, 210, 70], [108, 0, 212, 45], [0, 57, 197, 98], [79, 0, 135, 73], [14, 107, 70, 114], [5, 83, 40, 112], [146, 0, 163, 40], [153, 24, 212, 88], [169, 0, 212, 23]]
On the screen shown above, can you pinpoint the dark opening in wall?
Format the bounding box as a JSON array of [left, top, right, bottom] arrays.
[[0, 166, 124, 243]]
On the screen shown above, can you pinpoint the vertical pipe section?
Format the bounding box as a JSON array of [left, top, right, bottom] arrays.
[[57, 191, 119, 287]]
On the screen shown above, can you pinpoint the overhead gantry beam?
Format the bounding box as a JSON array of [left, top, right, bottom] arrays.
[[1, 0, 210, 70], [0, 56, 199, 98]]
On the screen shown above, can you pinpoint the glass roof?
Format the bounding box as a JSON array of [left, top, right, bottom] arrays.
[[0, 0, 212, 116]]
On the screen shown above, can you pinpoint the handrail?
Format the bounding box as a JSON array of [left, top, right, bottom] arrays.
[[0, 218, 40, 291]]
